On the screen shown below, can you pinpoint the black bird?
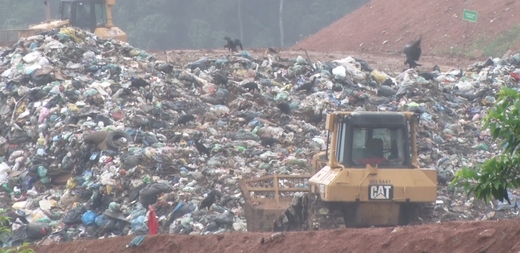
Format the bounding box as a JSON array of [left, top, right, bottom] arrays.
[[219, 195, 233, 206], [260, 137, 278, 147], [267, 48, 278, 54], [224, 37, 238, 52], [212, 72, 228, 86], [354, 58, 374, 72], [44, 95, 62, 109], [382, 78, 395, 86], [295, 76, 317, 93], [89, 190, 104, 211], [419, 72, 438, 81], [223, 37, 243, 52], [234, 39, 243, 51], [277, 102, 291, 114], [199, 190, 218, 210], [455, 66, 463, 78], [27, 88, 48, 102], [403, 36, 422, 69], [130, 77, 150, 89], [194, 139, 211, 157], [242, 82, 259, 93], [309, 109, 325, 124], [145, 92, 153, 103], [433, 65, 441, 72], [176, 114, 196, 125]]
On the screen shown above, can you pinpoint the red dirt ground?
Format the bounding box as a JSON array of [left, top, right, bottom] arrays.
[[293, 0, 520, 57], [33, 218, 520, 253]]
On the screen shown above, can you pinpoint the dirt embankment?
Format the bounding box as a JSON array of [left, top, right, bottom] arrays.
[[33, 218, 520, 253]]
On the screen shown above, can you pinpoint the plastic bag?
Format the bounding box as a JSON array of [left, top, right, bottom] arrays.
[[62, 205, 87, 225]]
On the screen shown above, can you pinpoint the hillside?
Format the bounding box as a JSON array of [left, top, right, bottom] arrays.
[[293, 0, 520, 58]]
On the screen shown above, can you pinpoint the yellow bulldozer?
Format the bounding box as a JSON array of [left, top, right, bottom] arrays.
[[239, 111, 438, 231], [0, 0, 127, 47]]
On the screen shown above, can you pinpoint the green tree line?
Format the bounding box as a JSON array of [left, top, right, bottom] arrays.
[[0, 0, 368, 50]]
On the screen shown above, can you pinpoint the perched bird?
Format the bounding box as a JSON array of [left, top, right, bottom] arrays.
[[145, 92, 154, 103], [219, 195, 233, 207], [199, 190, 218, 210], [224, 36, 238, 52], [382, 78, 395, 86], [156, 63, 174, 74], [295, 76, 317, 93], [130, 77, 151, 89], [473, 58, 494, 73], [224, 37, 242, 52], [267, 48, 279, 54], [242, 82, 259, 93], [403, 36, 422, 69], [455, 66, 463, 78], [419, 72, 438, 81], [234, 39, 243, 51], [260, 137, 277, 147], [354, 58, 373, 72], [194, 139, 211, 157], [176, 114, 196, 125], [212, 72, 228, 86], [433, 65, 441, 72], [309, 109, 325, 124], [277, 102, 291, 114]]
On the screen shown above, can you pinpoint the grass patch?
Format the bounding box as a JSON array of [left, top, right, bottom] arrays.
[[471, 25, 520, 57], [434, 26, 520, 58]]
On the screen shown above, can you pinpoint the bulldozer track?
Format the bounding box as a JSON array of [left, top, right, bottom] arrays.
[[306, 194, 346, 230]]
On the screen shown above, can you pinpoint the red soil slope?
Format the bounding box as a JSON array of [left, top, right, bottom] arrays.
[[293, 0, 520, 57]]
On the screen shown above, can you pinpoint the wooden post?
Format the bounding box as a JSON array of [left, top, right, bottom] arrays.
[[273, 173, 280, 205], [279, 0, 284, 48]]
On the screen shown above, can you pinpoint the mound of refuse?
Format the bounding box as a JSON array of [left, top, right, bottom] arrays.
[[1, 27, 520, 247]]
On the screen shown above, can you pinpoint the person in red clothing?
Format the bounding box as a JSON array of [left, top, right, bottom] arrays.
[[147, 205, 159, 235]]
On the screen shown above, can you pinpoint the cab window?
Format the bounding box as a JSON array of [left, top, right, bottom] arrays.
[[350, 127, 408, 167], [94, 3, 107, 26]]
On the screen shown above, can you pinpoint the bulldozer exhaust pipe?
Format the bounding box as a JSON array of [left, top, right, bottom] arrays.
[[44, 1, 51, 21]]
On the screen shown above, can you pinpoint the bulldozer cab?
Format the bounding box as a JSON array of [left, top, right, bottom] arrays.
[[327, 111, 415, 169], [60, 0, 107, 32]]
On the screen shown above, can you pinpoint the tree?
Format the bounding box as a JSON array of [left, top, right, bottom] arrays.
[[187, 19, 212, 49], [279, 0, 284, 48], [452, 87, 520, 203], [237, 0, 243, 43]]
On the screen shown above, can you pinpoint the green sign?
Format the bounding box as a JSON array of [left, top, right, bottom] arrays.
[[463, 9, 478, 22]]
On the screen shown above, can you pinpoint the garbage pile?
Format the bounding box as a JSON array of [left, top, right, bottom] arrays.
[[0, 27, 520, 246]]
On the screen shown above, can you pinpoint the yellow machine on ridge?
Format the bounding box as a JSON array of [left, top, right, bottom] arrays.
[[0, 0, 127, 47], [239, 111, 438, 231]]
